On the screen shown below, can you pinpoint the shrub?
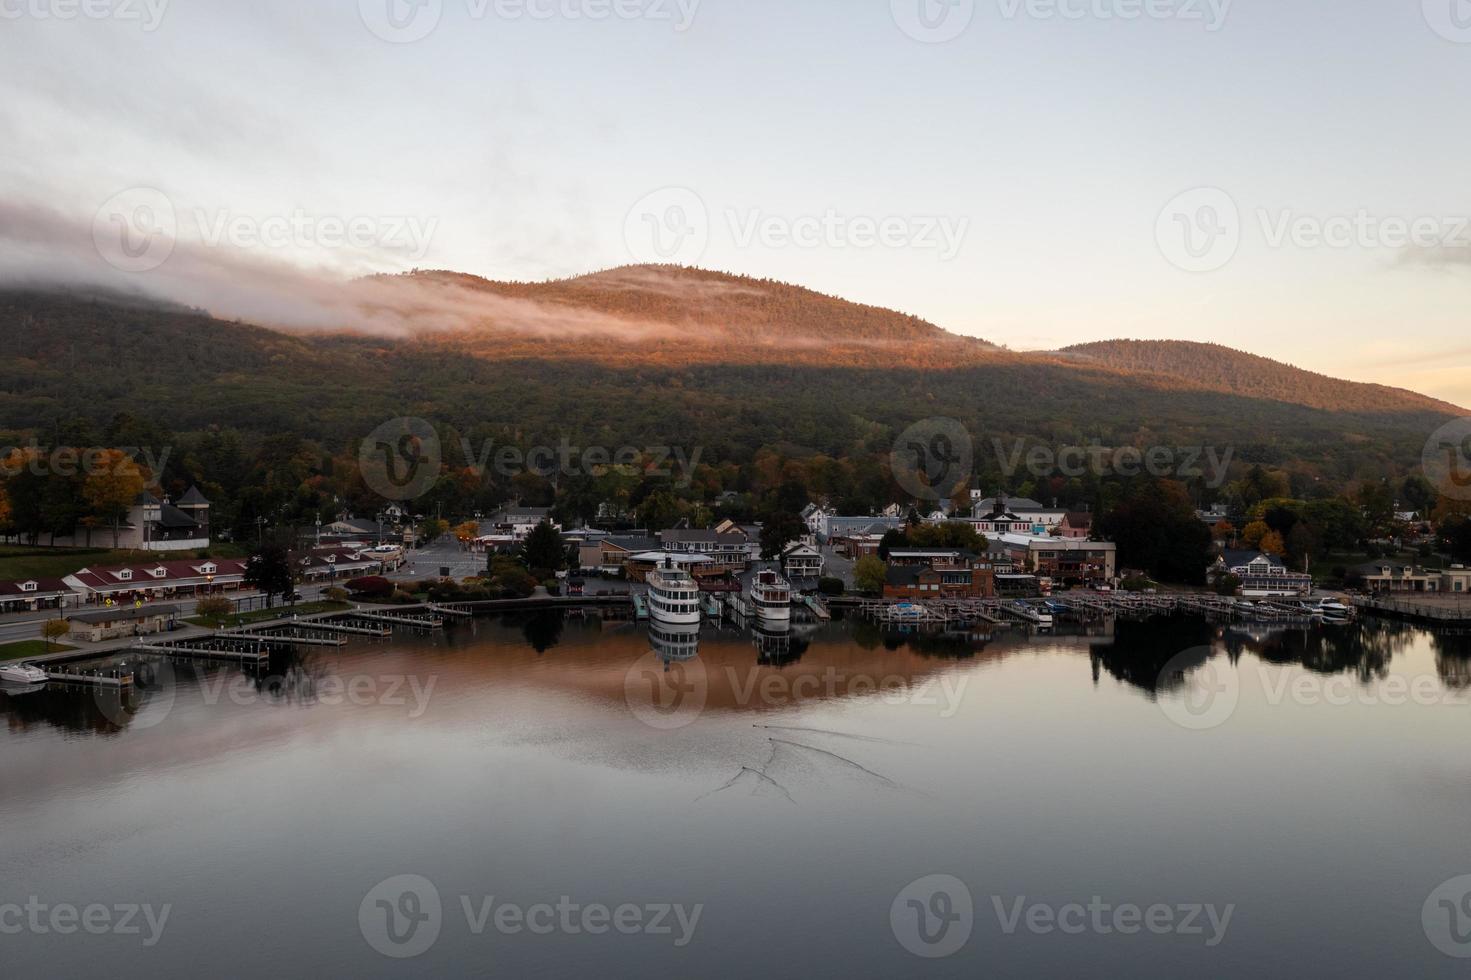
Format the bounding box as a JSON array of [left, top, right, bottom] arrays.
[[324, 587, 349, 602], [196, 597, 234, 622], [818, 577, 845, 597], [345, 576, 394, 599]]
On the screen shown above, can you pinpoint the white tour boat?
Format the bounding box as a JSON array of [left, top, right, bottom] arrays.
[[646, 561, 703, 626], [0, 662, 49, 684], [747, 569, 793, 624]]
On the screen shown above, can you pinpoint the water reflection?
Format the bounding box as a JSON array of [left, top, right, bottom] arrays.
[[649, 621, 701, 664], [5, 611, 1471, 737]]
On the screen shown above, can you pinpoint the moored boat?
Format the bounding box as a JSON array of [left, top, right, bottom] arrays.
[[646, 561, 703, 626], [747, 569, 792, 624], [0, 662, 49, 684]]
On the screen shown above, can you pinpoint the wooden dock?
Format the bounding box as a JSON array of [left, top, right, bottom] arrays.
[[134, 639, 273, 662], [1351, 595, 1471, 627], [43, 666, 134, 688]]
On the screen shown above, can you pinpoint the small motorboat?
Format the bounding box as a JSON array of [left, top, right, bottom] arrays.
[[0, 662, 50, 684]]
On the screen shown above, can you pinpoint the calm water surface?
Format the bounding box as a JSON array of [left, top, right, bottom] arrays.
[[4, 612, 1471, 978]]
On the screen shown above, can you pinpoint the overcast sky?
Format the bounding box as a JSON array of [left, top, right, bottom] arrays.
[[2, 0, 1469, 405]]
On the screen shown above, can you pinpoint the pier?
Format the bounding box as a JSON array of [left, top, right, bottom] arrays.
[[853, 592, 1359, 630]]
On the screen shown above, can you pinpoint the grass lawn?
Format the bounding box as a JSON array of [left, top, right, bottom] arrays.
[[187, 600, 351, 629], [0, 639, 75, 662], [0, 543, 250, 582]]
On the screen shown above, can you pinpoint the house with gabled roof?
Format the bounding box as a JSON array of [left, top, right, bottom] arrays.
[[1213, 550, 1312, 597], [0, 577, 77, 613], [64, 557, 248, 603]]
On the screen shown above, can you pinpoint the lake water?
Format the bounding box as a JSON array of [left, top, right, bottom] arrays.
[[4, 611, 1471, 978]]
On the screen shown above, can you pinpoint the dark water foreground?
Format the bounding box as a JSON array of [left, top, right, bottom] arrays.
[[4, 613, 1471, 979]]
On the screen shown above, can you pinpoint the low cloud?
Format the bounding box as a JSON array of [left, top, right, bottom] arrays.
[[0, 198, 683, 341]]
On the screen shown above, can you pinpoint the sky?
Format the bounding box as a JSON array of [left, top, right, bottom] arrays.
[[2, 0, 1469, 406]]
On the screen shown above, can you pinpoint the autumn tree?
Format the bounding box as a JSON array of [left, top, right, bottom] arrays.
[[42, 618, 70, 652], [854, 555, 887, 594], [1259, 530, 1287, 557], [1242, 521, 1271, 549], [84, 450, 147, 548]]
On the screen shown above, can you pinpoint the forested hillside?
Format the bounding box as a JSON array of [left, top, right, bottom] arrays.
[[0, 288, 1455, 491], [1057, 340, 1457, 415]]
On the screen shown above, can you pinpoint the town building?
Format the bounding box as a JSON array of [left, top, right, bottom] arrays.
[[1057, 512, 1094, 539], [1213, 551, 1313, 598], [885, 563, 994, 600], [659, 528, 754, 572], [292, 547, 387, 582], [970, 496, 1067, 535], [578, 535, 658, 575], [815, 514, 906, 544], [482, 507, 560, 543], [65, 604, 182, 643], [882, 549, 997, 599], [0, 578, 76, 613], [64, 558, 249, 604], [780, 543, 824, 584], [1356, 562, 1471, 595], [993, 533, 1116, 584]]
